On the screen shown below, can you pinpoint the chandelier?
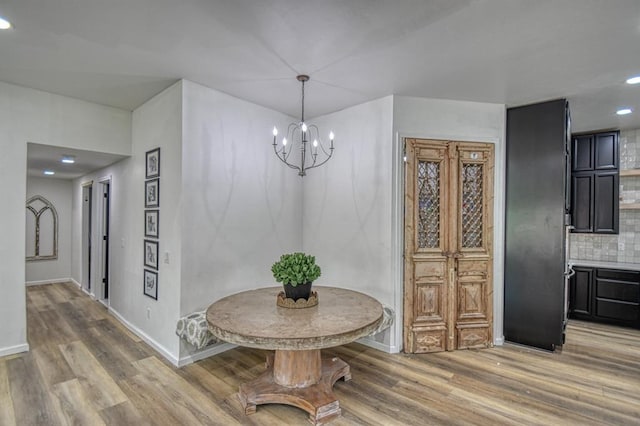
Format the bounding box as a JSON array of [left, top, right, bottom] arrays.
[[272, 75, 334, 177]]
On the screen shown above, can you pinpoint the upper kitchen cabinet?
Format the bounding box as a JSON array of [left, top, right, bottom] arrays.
[[571, 130, 619, 234]]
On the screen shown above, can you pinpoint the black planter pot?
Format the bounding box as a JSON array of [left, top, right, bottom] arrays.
[[283, 282, 312, 301]]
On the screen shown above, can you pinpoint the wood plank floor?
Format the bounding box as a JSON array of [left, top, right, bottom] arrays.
[[2, 282, 639, 425]]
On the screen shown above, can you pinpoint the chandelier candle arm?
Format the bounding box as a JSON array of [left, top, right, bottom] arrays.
[[271, 75, 335, 177]]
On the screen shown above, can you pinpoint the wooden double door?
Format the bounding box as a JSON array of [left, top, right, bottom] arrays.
[[404, 139, 494, 353]]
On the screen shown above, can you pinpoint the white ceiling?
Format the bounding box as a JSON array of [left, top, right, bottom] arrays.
[[4, 0, 640, 178]]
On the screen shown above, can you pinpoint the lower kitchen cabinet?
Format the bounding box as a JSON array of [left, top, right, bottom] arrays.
[[570, 266, 593, 318], [569, 266, 640, 328]]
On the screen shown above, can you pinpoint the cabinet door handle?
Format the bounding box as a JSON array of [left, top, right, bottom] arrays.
[[565, 267, 576, 279]]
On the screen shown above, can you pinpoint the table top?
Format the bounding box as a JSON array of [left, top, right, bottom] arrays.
[[206, 286, 383, 350]]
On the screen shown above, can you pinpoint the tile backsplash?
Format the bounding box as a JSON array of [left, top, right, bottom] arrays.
[[620, 128, 640, 170], [569, 128, 640, 263]]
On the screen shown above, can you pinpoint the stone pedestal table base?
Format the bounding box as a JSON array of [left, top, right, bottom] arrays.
[[238, 349, 351, 425]]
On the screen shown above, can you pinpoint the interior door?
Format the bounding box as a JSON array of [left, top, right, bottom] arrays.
[[82, 183, 93, 292], [100, 181, 110, 300], [404, 139, 494, 353]]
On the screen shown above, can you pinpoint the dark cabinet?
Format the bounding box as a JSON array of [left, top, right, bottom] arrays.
[[594, 171, 618, 232], [569, 266, 593, 318], [569, 266, 640, 328], [572, 135, 593, 171], [571, 131, 619, 233]]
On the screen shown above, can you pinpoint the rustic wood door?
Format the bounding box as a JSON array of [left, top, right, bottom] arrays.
[[403, 139, 494, 353]]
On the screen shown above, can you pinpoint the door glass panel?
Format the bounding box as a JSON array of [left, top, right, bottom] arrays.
[[461, 163, 483, 248], [417, 161, 440, 248]]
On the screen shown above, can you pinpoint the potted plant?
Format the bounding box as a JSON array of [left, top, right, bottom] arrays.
[[271, 252, 321, 300]]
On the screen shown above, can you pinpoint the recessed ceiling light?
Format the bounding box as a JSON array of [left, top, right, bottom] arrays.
[[626, 76, 640, 85], [0, 17, 12, 30], [616, 108, 633, 116], [43, 170, 55, 176], [61, 155, 75, 164]]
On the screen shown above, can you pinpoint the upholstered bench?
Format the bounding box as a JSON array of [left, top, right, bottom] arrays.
[[371, 305, 394, 335], [176, 311, 218, 349]]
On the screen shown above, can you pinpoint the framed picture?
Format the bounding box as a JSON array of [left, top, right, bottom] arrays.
[[144, 210, 159, 238], [145, 148, 160, 178], [144, 239, 159, 270], [143, 269, 158, 300], [145, 178, 159, 208]]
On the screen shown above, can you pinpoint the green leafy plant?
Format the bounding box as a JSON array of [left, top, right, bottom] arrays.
[[271, 252, 321, 286]]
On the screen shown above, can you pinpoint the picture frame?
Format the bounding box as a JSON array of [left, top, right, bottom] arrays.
[[145, 147, 161, 178], [144, 209, 159, 238], [144, 239, 159, 270], [145, 178, 160, 208], [143, 269, 158, 300]]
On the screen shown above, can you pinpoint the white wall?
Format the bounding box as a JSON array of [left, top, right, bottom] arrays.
[[117, 81, 184, 362], [303, 95, 506, 353], [179, 81, 302, 359], [26, 177, 73, 283], [303, 96, 395, 350], [0, 135, 28, 357], [0, 81, 131, 357], [393, 95, 507, 348]]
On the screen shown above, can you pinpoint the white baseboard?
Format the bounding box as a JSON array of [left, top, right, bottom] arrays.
[[69, 279, 97, 299], [81, 287, 96, 299], [177, 342, 237, 367], [0, 343, 29, 357], [494, 336, 505, 346], [357, 336, 395, 353], [108, 307, 180, 366], [26, 278, 71, 286]]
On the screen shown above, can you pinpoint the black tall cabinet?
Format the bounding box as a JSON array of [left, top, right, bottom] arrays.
[[504, 99, 570, 351]]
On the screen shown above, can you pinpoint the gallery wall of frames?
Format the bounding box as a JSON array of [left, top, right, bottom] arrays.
[[143, 148, 160, 300]]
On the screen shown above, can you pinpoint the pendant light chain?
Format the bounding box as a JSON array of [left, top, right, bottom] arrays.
[[300, 78, 305, 123]]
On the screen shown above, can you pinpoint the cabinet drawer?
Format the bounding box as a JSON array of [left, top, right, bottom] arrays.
[[595, 279, 639, 303], [595, 299, 639, 322], [596, 268, 640, 282]]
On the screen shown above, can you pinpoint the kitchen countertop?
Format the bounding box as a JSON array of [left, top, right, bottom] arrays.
[[568, 259, 640, 271]]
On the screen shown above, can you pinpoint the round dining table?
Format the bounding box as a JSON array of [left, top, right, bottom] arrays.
[[206, 286, 383, 425]]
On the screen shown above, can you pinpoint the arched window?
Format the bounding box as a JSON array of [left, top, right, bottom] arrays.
[[26, 195, 58, 261]]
